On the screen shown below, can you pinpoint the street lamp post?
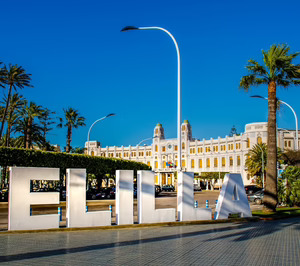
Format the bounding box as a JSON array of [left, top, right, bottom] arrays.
[[251, 95, 298, 150], [87, 113, 116, 155], [121, 26, 182, 171]]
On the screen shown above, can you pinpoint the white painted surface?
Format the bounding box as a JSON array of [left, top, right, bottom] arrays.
[[66, 169, 111, 227], [215, 173, 252, 219], [116, 170, 133, 225], [8, 167, 60, 231], [138, 170, 175, 224], [177, 172, 212, 221]]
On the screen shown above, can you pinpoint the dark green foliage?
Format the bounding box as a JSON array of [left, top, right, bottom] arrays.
[[200, 172, 228, 180], [0, 147, 151, 181]]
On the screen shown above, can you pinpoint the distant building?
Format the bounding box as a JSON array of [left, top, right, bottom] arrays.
[[85, 121, 299, 186]]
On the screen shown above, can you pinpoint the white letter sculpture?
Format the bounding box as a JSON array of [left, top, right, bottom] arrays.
[[9, 167, 60, 230], [66, 169, 111, 227], [138, 170, 176, 223], [116, 170, 133, 225], [178, 172, 212, 221], [215, 173, 252, 219]]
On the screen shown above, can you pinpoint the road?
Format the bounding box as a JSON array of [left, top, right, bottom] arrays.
[[0, 191, 262, 230]]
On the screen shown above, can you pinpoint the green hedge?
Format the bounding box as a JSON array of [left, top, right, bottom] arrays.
[[0, 147, 151, 178]]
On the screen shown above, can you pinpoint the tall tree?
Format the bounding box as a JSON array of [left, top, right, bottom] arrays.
[[0, 62, 5, 88], [14, 101, 45, 148], [240, 44, 300, 211], [1, 93, 26, 147], [57, 108, 86, 153], [245, 143, 267, 187], [0, 64, 32, 141]]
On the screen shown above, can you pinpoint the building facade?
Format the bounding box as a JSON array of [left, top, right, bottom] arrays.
[[85, 121, 299, 186]]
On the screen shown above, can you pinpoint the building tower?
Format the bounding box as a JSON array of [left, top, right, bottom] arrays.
[[182, 120, 192, 141], [154, 123, 165, 140]]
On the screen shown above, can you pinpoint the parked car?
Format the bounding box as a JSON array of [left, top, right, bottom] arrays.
[[248, 190, 264, 204], [161, 185, 175, 192], [0, 189, 8, 202], [96, 187, 115, 199], [155, 185, 162, 196], [194, 184, 202, 191], [245, 185, 261, 195], [86, 188, 99, 200]]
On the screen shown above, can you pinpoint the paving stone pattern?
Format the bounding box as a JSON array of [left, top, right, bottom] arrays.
[[0, 217, 299, 265]]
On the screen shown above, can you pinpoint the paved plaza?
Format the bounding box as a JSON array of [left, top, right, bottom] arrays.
[[0, 217, 299, 265]]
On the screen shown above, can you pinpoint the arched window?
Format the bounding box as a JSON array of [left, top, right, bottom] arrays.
[[199, 159, 202, 168], [247, 138, 250, 148], [206, 158, 210, 168], [257, 136, 262, 144], [182, 142, 185, 149], [222, 157, 226, 167], [214, 158, 218, 167]]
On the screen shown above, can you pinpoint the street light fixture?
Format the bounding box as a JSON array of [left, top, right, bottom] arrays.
[[87, 113, 116, 155], [251, 95, 298, 150], [137, 136, 158, 146], [121, 25, 182, 171]]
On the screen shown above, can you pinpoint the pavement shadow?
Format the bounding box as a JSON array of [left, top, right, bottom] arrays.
[[0, 222, 253, 263], [1, 218, 299, 263], [205, 217, 299, 242]]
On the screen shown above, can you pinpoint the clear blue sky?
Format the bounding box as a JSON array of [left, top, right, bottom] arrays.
[[1, 0, 300, 149]]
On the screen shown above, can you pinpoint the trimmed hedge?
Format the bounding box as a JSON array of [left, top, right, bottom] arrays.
[[0, 147, 151, 178]]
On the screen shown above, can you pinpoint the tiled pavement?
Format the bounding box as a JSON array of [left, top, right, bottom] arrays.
[[0, 217, 299, 265]]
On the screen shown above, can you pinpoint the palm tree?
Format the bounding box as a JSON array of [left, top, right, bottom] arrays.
[[245, 143, 267, 187], [14, 101, 45, 148], [1, 93, 26, 147], [0, 62, 5, 88], [57, 108, 86, 153], [0, 64, 32, 141], [240, 44, 300, 211]]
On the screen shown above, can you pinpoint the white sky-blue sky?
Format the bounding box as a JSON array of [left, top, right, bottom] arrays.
[[1, 0, 300, 149]]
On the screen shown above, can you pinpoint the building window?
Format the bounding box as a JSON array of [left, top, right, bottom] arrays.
[[199, 159, 202, 168], [175, 160, 178, 166], [175, 145, 178, 151], [191, 159, 195, 168], [147, 161, 151, 167], [236, 143, 241, 150], [182, 142, 185, 149], [190, 148, 195, 154], [222, 157, 226, 167], [155, 145, 158, 152], [163, 161, 166, 168], [206, 158, 210, 168], [182, 125, 186, 131], [288, 141, 291, 147], [285, 141, 287, 147], [182, 160, 186, 167], [230, 157, 233, 166], [214, 158, 218, 167], [205, 146, 211, 152], [155, 129, 158, 134], [237, 156, 241, 166], [247, 138, 250, 148], [155, 161, 158, 169], [257, 136, 262, 144], [162, 146, 166, 152], [91, 151, 94, 156]]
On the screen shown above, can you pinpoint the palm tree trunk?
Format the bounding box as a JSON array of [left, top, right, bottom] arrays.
[[0, 85, 12, 141], [26, 118, 32, 149], [264, 81, 278, 212], [66, 125, 72, 153]]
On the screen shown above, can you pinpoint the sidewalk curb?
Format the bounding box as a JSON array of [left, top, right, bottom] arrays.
[[0, 217, 260, 235]]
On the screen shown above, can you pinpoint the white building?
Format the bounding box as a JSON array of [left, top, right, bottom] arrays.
[[85, 121, 299, 187]]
